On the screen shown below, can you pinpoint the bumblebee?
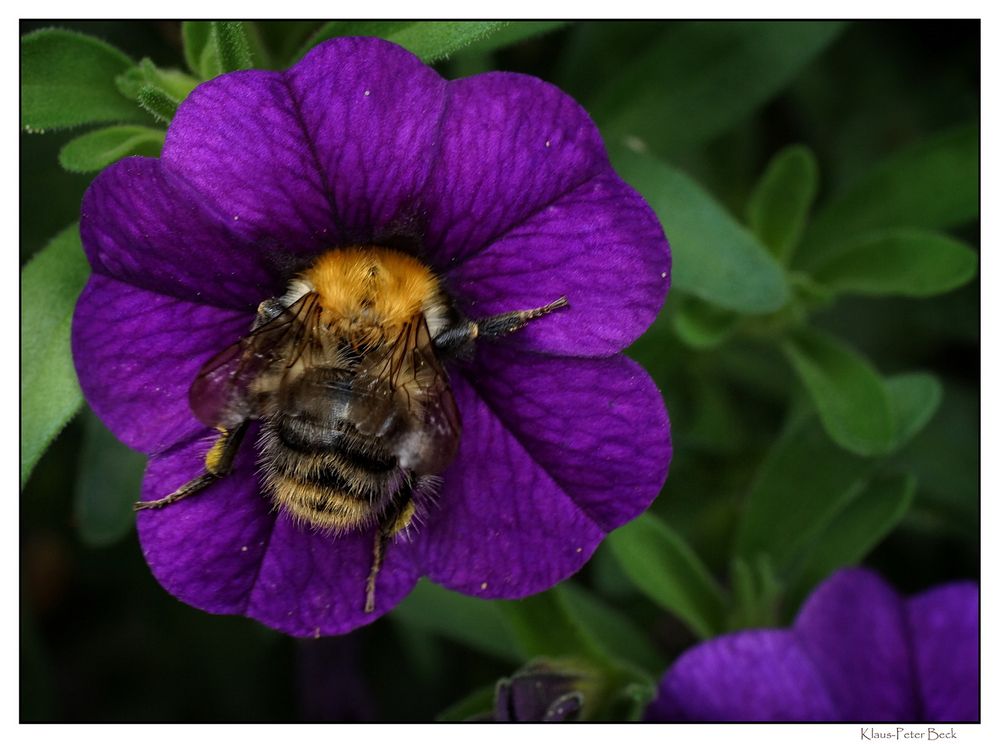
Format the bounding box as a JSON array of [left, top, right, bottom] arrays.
[[136, 246, 567, 612]]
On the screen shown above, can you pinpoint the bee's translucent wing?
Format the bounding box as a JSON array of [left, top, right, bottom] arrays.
[[188, 293, 321, 428], [350, 315, 461, 475]]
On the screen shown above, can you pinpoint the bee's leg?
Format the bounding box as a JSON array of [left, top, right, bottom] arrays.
[[433, 296, 569, 356], [364, 491, 418, 613], [134, 421, 250, 511]]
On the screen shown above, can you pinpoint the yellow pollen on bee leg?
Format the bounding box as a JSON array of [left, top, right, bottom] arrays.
[[389, 500, 416, 536], [204, 430, 229, 474]]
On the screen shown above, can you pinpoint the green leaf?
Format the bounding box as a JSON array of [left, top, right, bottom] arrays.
[[21, 28, 145, 130], [611, 145, 789, 314], [74, 413, 146, 547], [497, 587, 608, 663], [392, 579, 522, 663], [20, 224, 90, 488], [607, 681, 657, 722], [895, 383, 977, 532], [457, 21, 568, 56], [58, 125, 164, 173], [294, 21, 508, 64], [729, 555, 783, 629], [886, 373, 943, 450], [116, 58, 198, 103], [181, 21, 220, 78], [436, 684, 496, 721], [746, 145, 819, 264], [589, 22, 845, 156], [801, 125, 979, 267], [252, 22, 321, 68], [735, 412, 876, 570], [671, 295, 740, 349], [786, 473, 916, 612], [606, 513, 728, 639], [136, 85, 178, 125], [811, 229, 978, 298], [782, 328, 894, 455], [560, 583, 666, 675], [212, 21, 254, 73]]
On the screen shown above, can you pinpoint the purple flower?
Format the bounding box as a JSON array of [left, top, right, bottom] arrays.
[[71, 38, 671, 636], [488, 660, 590, 722], [647, 568, 979, 722]]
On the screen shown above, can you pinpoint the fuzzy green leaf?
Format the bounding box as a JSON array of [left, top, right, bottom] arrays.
[[294, 21, 508, 64], [181, 22, 220, 79], [136, 85, 178, 125], [58, 125, 164, 173], [782, 328, 894, 456], [747, 145, 819, 263], [21, 28, 145, 130], [458, 21, 568, 56], [801, 125, 979, 267], [612, 145, 789, 313], [21, 224, 90, 488], [590, 22, 845, 156], [213, 21, 254, 73], [74, 413, 146, 547], [116, 58, 198, 103], [811, 229, 978, 298], [607, 513, 727, 639]]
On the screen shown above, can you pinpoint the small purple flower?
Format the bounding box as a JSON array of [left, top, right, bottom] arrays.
[[71, 38, 671, 636], [647, 568, 979, 722], [490, 660, 589, 722]]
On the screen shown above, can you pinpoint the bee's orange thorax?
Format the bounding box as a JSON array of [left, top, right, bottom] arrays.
[[301, 247, 441, 333]]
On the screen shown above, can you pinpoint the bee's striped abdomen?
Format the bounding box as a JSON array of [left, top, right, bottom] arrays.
[[259, 414, 409, 531]]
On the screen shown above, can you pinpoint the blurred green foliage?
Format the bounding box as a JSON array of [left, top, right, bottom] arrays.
[[20, 20, 978, 721]]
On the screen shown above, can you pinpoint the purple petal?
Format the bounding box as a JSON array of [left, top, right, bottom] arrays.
[[445, 174, 669, 357], [71, 275, 250, 454], [422, 71, 609, 265], [285, 37, 447, 243], [414, 372, 605, 597], [793, 568, 918, 720], [245, 514, 421, 637], [163, 70, 339, 254], [463, 346, 670, 532], [81, 158, 280, 309], [137, 428, 277, 615], [907, 583, 979, 722], [649, 631, 838, 721], [138, 428, 420, 636]]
